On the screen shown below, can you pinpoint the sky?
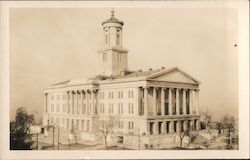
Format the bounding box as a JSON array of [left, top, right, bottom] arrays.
[[9, 8, 238, 121]]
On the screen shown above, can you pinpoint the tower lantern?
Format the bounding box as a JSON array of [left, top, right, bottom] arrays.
[[98, 9, 129, 76]]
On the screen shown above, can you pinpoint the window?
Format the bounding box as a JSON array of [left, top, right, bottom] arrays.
[[100, 92, 105, 99], [118, 103, 123, 114], [63, 104, 66, 112], [51, 104, 54, 112], [68, 104, 71, 114], [63, 94, 66, 100], [118, 121, 123, 129], [51, 95, 54, 101], [82, 104, 86, 114], [67, 119, 69, 129], [100, 103, 105, 113], [81, 120, 84, 130], [56, 118, 60, 125], [128, 121, 134, 129], [128, 103, 134, 114], [118, 91, 123, 99], [117, 52, 122, 62], [109, 91, 113, 99], [76, 120, 79, 130], [51, 117, 54, 124], [109, 103, 113, 114], [116, 33, 120, 45], [103, 52, 107, 63], [105, 29, 108, 45], [57, 95, 60, 100], [57, 104, 60, 112], [128, 90, 134, 98]]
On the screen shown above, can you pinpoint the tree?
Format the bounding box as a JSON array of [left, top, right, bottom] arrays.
[[99, 116, 117, 149], [178, 128, 191, 149], [217, 122, 223, 135], [10, 107, 35, 150], [221, 114, 235, 148]]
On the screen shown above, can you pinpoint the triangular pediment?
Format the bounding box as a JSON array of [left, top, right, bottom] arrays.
[[147, 67, 200, 84]]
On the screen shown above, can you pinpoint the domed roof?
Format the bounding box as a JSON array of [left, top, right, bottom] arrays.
[[102, 10, 124, 26]]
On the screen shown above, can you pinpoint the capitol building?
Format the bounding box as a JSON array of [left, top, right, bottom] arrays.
[[43, 10, 201, 149]]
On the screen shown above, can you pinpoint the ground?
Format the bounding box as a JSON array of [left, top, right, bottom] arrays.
[[31, 129, 238, 150]]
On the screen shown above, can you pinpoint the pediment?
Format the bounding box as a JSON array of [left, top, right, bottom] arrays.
[[147, 67, 200, 84]]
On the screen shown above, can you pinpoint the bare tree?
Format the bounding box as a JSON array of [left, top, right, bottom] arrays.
[[221, 114, 235, 149], [178, 128, 191, 149], [99, 116, 117, 149]]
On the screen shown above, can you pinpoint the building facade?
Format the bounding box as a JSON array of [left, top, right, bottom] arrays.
[[43, 10, 201, 149]]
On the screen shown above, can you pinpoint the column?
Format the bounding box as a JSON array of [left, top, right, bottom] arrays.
[[161, 121, 166, 134], [87, 90, 90, 115], [138, 87, 142, 115], [76, 91, 79, 114], [177, 121, 182, 133], [153, 87, 157, 115], [67, 91, 70, 114], [183, 120, 188, 131], [161, 88, 165, 115], [196, 119, 201, 130], [96, 90, 99, 114], [91, 90, 95, 114], [196, 89, 200, 114], [169, 121, 174, 133], [72, 91, 75, 114], [190, 119, 195, 131], [144, 87, 148, 116], [189, 90, 193, 115], [44, 93, 48, 113], [91, 90, 95, 115], [176, 89, 180, 115], [183, 89, 186, 115], [85, 119, 88, 131], [147, 122, 150, 135], [153, 121, 159, 134], [79, 91, 83, 114], [168, 88, 172, 115]]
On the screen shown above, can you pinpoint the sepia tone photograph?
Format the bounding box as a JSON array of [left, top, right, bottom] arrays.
[[0, 0, 249, 159]]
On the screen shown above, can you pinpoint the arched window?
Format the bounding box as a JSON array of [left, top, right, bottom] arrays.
[[105, 29, 108, 45], [103, 52, 107, 63], [116, 29, 120, 45]]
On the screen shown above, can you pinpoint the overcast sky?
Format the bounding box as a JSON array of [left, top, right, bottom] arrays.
[[9, 8, 238, 121]]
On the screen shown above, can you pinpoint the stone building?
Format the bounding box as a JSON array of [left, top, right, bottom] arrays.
[[42, 10, 201, 149]]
